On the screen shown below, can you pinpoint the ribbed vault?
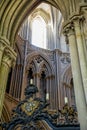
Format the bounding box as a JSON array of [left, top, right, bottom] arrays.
[[0, 0, 84, 47], [30, 8, 50, 24]]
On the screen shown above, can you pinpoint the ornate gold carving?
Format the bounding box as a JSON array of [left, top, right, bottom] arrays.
[[21, 97, 39, 116]]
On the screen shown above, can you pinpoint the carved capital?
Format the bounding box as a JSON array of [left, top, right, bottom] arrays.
[[63, 22, 75, 37], [2, 53, 12, 68], [63, 13, 84, 35], [70, 14, 85, 28], [2, 48, 17, 68], [0, 35, 17, 67]]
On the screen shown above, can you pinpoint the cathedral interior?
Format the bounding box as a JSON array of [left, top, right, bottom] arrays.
[[0, 0, 87, 130]]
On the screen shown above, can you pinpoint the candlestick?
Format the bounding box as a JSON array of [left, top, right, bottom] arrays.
[[46, 93, 49, 100], [64, 97, 68, 104], [30, 79, 33, 84]]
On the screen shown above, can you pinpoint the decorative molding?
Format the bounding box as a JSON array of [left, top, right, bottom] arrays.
[[60, 55, 71, 64], [2, 49, 16, 68], [0, 35, 17, 67], [30, 8, 51, 24], [0, 35, 10, 45], [0, 43, 6, 52]]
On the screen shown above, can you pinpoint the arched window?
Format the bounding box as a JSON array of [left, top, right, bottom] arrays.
[[32, 16, 46, 49]]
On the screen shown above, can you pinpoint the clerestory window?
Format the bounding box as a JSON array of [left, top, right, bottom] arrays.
[[32, 16, 46, 49]]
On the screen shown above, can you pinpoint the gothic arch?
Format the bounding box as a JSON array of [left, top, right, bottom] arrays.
[[61, 65, 75, 107], [27, 60, 37, 74], [62, 65, 72, 86], [30, 8, 51, 24], [26, 51, 55, 76], [39, 60, 52, 77], [0, 0, 82, 46]]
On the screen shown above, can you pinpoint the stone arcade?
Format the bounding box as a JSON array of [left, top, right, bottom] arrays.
[[0, 1, 87, 130]]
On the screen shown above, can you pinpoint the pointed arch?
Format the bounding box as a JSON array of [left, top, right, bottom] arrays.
[[26, 51, 55, 76], [30, 8, 51, 24], [62, 65, 72, 85], [0, 0, 81, 46]]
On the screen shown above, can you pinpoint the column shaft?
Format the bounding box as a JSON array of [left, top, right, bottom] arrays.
[[55, 50, 61, 109], [74, 19, 87, 102], [46, 77, 50, 109], [49, 77, 52, 109], [0, 57, 10, 117], [68, 28, 87, 130], [36, 73, 40, 97], [0, 44, 5, 66]]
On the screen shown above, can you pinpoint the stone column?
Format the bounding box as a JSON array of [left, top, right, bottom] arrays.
[[0, 43, 5, 66], [0, 36, 11, 67], [0, 49, 16, 117], [73, 17, 87, 102], [63, 83, 66, 105], [46, 76, 50, 109], [83, 9, 87, 29], [55, 49, 61, 109], [80, 4, 87, 47], [51, 76, 54, 109], [49, 76, 52, 109], [50, 75, 55, 109], [68, 87, 72, 106], [35, 73, 41, 97], [64, 24, 87, 130], [21, 70, 28, 100]]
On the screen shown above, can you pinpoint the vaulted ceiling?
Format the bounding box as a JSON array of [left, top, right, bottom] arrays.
[[0, 0, 84, 47]]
